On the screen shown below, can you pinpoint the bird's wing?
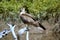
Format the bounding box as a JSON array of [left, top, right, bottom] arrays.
[[22, 13, 36, 21], [20, 14, 35, 23]]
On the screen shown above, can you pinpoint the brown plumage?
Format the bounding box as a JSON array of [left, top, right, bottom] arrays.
[[20, 7, 46, 30]]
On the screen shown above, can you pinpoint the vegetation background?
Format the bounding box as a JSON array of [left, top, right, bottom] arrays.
[[0, 0, 60, 40], [0, 0, 60, 24]]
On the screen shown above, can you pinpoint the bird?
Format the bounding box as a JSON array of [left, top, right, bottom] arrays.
[[19, 6, 46, 30], [0, 29, 10, 38], [18, 27, 30, 35], [7, 23, 17, 40]]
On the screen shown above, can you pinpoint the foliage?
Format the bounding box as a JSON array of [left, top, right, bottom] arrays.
[[0, 0, 60, 23]]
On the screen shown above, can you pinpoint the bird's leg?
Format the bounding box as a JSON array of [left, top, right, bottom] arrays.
[[25, 24, 30, 31], [26, 24, 28, 27]]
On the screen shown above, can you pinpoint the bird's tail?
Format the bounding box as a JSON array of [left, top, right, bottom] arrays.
[[39, 22, 46, 30]]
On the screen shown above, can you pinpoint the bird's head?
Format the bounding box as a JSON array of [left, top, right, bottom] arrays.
[[20, 7, 26, 15], [20, 5, 29, 15]]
